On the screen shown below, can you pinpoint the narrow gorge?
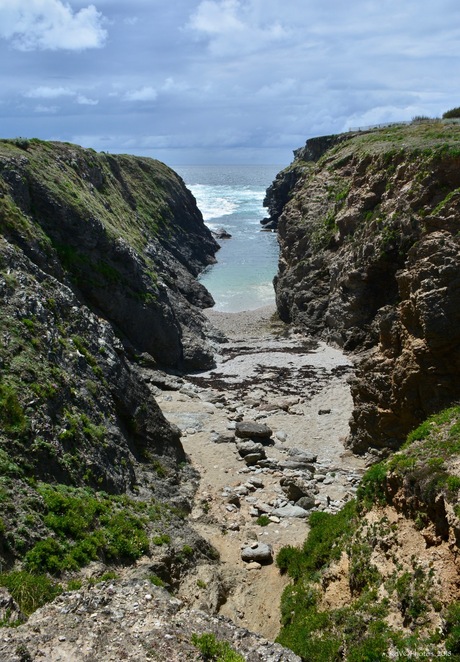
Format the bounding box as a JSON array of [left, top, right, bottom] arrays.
[[2, 122, 460, 660]]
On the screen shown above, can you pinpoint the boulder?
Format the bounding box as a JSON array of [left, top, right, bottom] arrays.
[[236, 440, 266, 457], [226, 493, 241, 507], [213, 228, 232, 239], [296, 495, 316, 510], [288, 447, 318, 463], [244, 452, 265, 467], [272, 505, 309, 518], [241, 542, 273, 564], [280, 476, 315, 503], [235, 421, 273, 440]]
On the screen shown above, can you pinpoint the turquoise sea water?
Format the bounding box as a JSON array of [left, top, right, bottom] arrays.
[[175, 165, 282, 312]]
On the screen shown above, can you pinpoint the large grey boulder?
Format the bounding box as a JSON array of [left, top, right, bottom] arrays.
[[241, 542, 273, 564]]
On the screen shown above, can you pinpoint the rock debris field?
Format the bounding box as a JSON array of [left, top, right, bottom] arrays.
[[155, 305, 367, 640]]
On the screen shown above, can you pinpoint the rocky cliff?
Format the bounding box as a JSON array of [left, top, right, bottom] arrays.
[[0, 139, 304, 661], [267, 121, 460, 453], [0, 138, 221, 576], [1, 138, 220, 372]]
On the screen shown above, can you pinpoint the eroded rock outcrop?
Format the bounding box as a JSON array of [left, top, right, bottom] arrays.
[[0, 578, 300, 662], [268, 121, 460, 452]]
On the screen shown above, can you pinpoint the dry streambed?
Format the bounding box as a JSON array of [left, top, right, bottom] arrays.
[[155, 307, 367, 640]]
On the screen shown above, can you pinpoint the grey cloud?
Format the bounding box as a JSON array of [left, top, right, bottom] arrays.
[[0, 0, 459, 165]]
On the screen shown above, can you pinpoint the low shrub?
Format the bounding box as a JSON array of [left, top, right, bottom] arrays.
[[191, 632, 244, 661], [443, 107, 460, 119], [21, 484, 151, 574], [256, 514, 270, 527]]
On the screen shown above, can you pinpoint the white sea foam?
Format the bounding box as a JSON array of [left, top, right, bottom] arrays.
[[175, 165, 282, 312]]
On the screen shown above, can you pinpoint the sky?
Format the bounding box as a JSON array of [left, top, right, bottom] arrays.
[[0, 0, 459, 166]]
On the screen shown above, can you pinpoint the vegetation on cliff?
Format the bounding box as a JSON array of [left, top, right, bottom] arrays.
[[0, 138, 219, 370], [276, 406, 460, 660], [0, 139, 219, 614]]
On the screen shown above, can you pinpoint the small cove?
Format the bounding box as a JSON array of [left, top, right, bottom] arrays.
[[175, 165, 282, 312]]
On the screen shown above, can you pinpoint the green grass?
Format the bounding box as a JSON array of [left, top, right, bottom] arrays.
[[256, 514, 270, 527], [0, 383, 28, 436], [191, 632, 245, 662], [0, 571, 62, 616]]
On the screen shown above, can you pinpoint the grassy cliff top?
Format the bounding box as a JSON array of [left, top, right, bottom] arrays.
[[311, 120, 460, 166], [0, 137, 194, 256]]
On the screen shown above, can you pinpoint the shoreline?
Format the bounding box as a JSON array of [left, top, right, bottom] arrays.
[[204, 303, 278, 338]]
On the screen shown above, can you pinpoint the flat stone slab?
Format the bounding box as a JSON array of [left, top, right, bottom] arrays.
[[272, 505, 309, 518], [211, 432, 236, 444]]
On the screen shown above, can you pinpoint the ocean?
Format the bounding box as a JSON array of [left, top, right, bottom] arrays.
[[174, 165, 282, 312]]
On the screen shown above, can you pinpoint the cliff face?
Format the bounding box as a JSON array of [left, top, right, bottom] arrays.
[[269, 122, 460, 453], [0, 139, 219, 571], [1, 139, 219, 371]]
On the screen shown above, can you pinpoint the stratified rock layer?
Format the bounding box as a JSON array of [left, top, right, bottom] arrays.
[[267, 121, 460, 452]]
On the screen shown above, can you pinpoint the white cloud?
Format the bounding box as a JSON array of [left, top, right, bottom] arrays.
[[124, 86, 158, 102], [1, 0, 460, 165], [189, 0, 244, 35], [0, 0, 107, 51], [187, 0, 288, 55], [77, 94, 98, 105], [162, 77, 190, 94], [25, 85, 99, 107], [25, 85, 74, 98]]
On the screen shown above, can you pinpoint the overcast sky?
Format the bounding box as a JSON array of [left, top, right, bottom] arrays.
[[0, 0, 459, 166]]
